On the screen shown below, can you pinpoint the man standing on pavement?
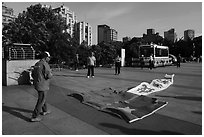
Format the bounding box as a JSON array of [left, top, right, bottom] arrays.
[[74, 54, 79, 71], [115, 54, 121, 75], [140, 55, 145, 69], [177, 54, 181, 68], [31, 51, 53, 122], [87, 52, 96, 78], [149, 54, 154, 70]]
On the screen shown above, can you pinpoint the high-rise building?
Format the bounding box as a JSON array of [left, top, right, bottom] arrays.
[[75, 21, 92, 46], [2, 3, 15, 27], [53, 5, 77, 37], [184, 29, 195, 41], [109, 28, 118, 42], [147, 29, 155, 35], [98, 24, 118, 44], [164, 28, 177, 43], [98, 24, 110, 44]]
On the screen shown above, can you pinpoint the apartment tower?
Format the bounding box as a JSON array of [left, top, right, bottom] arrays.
[[76, 21, 92, 46], [53, 5, 77, 37], [184, 29, 195, 41], [98, 24, 118, 44], [147, 29, 155, 35], [164, 28, 177, 43], [2, 3, 15, 27]]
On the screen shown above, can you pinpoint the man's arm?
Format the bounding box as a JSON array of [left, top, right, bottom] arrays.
[[44, 63, 53, 79]]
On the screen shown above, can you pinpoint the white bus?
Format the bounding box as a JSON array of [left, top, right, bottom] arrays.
[[139, 44, 172, 67]]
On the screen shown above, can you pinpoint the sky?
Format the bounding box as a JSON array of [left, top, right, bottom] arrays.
[[3, 1, 202, 45]]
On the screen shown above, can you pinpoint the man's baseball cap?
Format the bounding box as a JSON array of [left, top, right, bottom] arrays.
[[45, 51, 51, 57], [41, 51, 51, 58]]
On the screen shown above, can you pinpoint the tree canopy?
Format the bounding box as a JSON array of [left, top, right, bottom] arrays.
[[2, 3, 75, 64]]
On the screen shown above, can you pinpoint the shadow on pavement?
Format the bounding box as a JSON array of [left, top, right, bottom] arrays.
[[67, 93, 84, 102], [100, 123, 183, 135], [192, 111, 202, 115], [156, 95, 202, 101], [2, 105, 32, 122]]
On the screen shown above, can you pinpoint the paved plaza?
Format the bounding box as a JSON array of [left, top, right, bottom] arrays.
[[2, 62, 202, 135]]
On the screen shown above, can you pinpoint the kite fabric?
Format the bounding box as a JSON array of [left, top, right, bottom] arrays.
[[68, 74, 174, 123], [127, 74, 175, 95]]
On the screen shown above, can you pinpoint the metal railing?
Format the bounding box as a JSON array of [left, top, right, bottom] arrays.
[[3, 44, 36, 60]]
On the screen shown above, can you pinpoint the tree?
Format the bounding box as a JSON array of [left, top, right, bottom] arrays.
[[110, 41, 124, 55], [76, 44, 90, 67], [2, 3, 72, 64], [91, 44, 102, 66], [175, 40, 192, 57], [193, 36, 202, 57], [97, 42, 117, 66], [123, 37, 140, 58], [163, 38, 177, 55], [142, 33, 163, 45]]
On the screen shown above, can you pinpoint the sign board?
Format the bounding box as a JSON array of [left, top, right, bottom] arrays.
[[121, 49, 125, 66]]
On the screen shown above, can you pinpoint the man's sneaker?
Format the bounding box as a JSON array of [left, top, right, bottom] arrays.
[[91, 76, 94, 78], [30, 117, 42, 122], [87, 76, 90, 78], [41, 110, 51, 116]]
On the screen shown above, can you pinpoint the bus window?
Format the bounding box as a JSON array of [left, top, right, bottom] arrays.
[[162, 49, 168, 56], [155, 48, 160, 57], [140, 46, 153, 57], [155, 48, 168, 57]]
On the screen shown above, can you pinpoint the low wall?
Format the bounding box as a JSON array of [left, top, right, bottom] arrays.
[[2, 59, 39, 86]]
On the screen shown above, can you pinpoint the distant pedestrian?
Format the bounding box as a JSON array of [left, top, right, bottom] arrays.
[[140, 55, 145, 69], [87, 52, 96, 78], [177, 54, 181, 68], [74, 54, 79, 71], [30, 51, 53, 122], [115, 55, 121, 75], [149, 54, 154, 70]]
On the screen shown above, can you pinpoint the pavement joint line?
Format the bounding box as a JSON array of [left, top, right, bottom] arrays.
[[39, 121, 58, 135]]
